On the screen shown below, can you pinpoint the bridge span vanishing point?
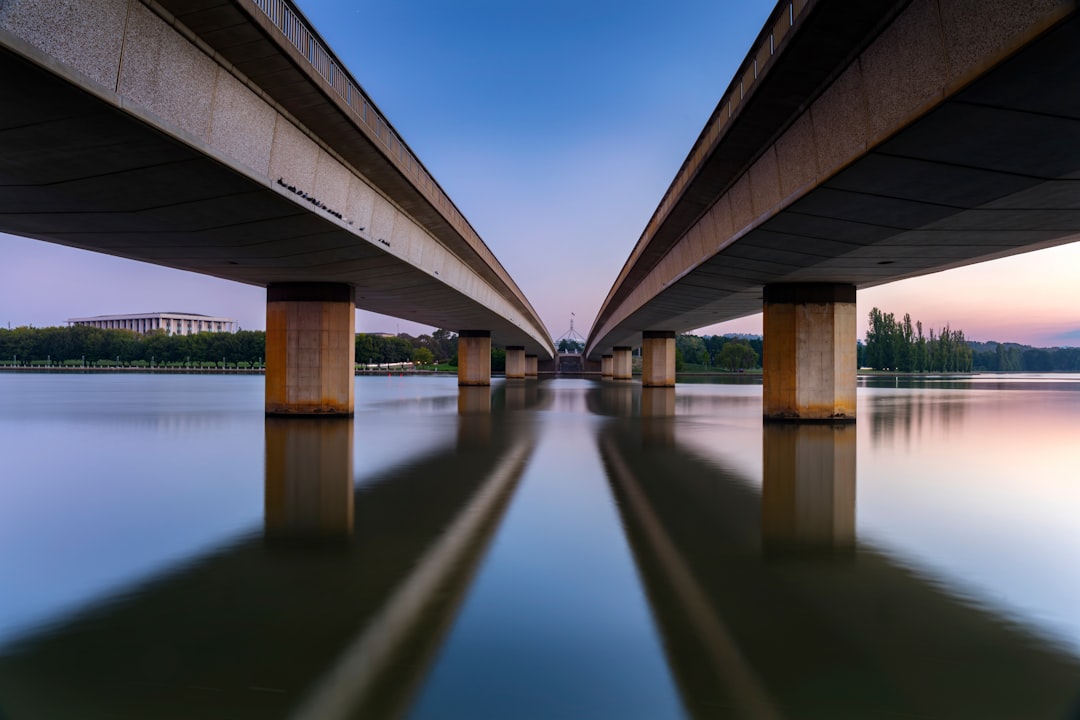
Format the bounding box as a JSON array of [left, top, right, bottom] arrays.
[[587, 0, 1080, 420], [0, 0, 554, 414]]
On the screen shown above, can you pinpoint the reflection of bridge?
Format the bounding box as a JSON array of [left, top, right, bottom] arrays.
[[0, 0, 552, 414], [589, 384, 1080, 718], [0, 410, 535, 719], [587, 1, 1080, 421]]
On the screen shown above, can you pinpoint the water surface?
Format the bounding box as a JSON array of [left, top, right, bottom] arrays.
[[1, 373, 1078, 718]]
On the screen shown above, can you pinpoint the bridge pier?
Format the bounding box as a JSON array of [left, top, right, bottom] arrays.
[[763, 283, 856, 422], [505, 346, 526, 379], [613, 346, 633, 380], [601, 355, 613, 378], [265, 283, 355, 416], [525, 355, 538, 378], [458, 331, 491, 386], [642, 331, 676, 387]]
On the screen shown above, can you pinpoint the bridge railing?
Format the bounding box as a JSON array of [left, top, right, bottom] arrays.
[[251, 0, 430, 195], [643, 0, 810, 252]]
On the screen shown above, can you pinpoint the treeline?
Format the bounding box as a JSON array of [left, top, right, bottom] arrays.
[[0, 325, 266, 367], [676, 334, 761, 371], [969, 342, 1080, 372], [862, 307, 1080, 372], [355, 328, 459, 366], [0, 325, 467, 368], [862, 307, 973, 372]]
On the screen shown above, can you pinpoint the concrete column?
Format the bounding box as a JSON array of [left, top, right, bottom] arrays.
[[505, 346, 526, 379], [458, 331, 491, 386], [762, 422, 855, 556], [265, 282, 356, 416], [641, 331, 676, 387], [763, 283, 856, 422], [264, 416, 354, 543], [612, 346, 632, 380], [601, 355, 613, 378], [525, 355, 538, 378]]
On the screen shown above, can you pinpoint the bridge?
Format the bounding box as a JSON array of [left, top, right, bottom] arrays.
[[587, 0, 1080, 420], [0, 0, 554, 415]]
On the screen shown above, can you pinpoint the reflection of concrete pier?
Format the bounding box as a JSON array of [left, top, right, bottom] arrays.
[[598, 421, 1080, 719], [762, 423, 855, 557], [264, 417, 354, 544], [0, 415, 536, 719]]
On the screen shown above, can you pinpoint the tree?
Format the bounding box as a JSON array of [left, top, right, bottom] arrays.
[[717, 339, 758, 370], [676, 334, 707, 365], [557, 338, 584, 353], [412, 347, 434, 366]]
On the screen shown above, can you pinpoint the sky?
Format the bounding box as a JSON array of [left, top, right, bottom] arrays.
[[2, 0, 1079, 347]]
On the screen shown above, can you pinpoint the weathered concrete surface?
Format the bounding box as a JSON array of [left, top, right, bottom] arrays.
[[641, 331, 676, 388], [762, 284, 856, 421], [0, 0, 553, 359], [525, 355, 538, 378], [601, 355, 614, 378], [505, 346, 525, 379], [588, 0, 1080, 358], [612, 347, 633, 381], [265, 283, 356, 416], [458, 331, 492, 387]]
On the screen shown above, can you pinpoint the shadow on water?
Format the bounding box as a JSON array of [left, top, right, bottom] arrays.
[[589, 380, 1080, 720], [0, 392, 537, 720]]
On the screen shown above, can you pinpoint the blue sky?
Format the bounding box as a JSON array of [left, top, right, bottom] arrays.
[[1, 0, 1078, 346]]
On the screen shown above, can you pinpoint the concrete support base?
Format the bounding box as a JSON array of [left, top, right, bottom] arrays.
[[525, 355, 538, 378], [264, 417, 354, 543], [265, 283, 355, 416], [763, 283, 856, 422], [458, 331, 491, 386], [613, 346, 632, 380], [762, 423, 855, 556], [642, 331, 676, 387], [505, 346, 525, 379], [601, 355, 613, 378]]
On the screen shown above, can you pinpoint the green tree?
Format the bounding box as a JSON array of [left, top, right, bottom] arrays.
[[717, 339, 758, 370], [412, 347, 434, 366]]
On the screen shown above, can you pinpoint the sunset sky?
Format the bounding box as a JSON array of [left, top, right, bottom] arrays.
[[2, 0, 1078, 347]]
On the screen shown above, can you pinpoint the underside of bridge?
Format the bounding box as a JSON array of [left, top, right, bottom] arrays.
[[0, 0, 553, 413], [587, 0, 1080, 420]]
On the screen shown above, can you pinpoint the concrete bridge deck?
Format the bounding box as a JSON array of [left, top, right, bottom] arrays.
[[587, 0, 1080, 419], [0, 0, 554, 412]]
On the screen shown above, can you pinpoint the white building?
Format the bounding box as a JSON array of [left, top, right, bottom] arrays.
[[67, 312, 236, 336]]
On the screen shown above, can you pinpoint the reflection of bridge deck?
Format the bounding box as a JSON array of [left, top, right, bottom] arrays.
[[0, 416, 535, 719], [595, 413, 1080, 719]]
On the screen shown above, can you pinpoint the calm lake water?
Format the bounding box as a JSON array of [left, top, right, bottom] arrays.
[[1, 373, 1079, 719]]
